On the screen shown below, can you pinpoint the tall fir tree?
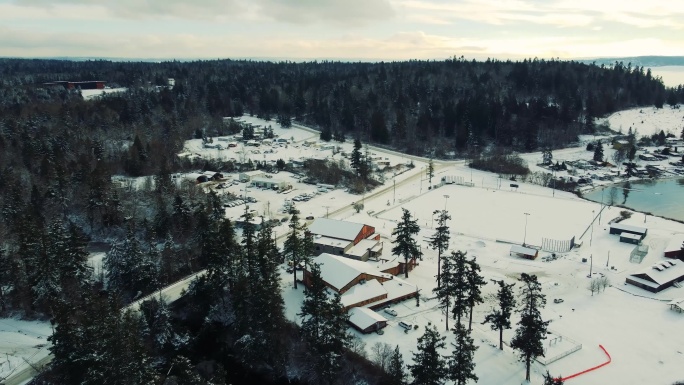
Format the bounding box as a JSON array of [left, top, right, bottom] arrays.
[[408, 325, 447, 385], [510, 273, 550, 382], [482, 280, 516, 350], [283, 204, 311, 289], [351, 138, 363, 176], [446, 323, 478, 385], [386, 345, 406, 385], [391, 208, 422, 278], [593, 141, 604, 162], [429, 209, 451, 289], [465, 257, 486, 331]]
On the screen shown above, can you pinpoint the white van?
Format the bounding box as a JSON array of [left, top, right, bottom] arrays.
[[399, 321, 413, 330]]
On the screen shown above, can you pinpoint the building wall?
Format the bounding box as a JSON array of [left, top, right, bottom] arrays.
[[350, 320, 387, 334], [343, 293, 388, 311], [664, 250, 683, 259], [368, 291, 419, 310], [314, 241, 352, 257], [353, 225, 376, 245]]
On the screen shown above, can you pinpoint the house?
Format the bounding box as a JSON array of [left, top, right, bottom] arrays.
[[308, 218, 382, 261], [303, 253, 418, 311], [625, 259, 684, 293], [348, 307, 387, 334], [239, 170, 265, 182], [668, 298, 684, 313], [620, 233, 642, 245], [609, 223, 647, 240], [251, 177, 290, 191], [664, 234, 684, 259], [509, 245, 539, 260]]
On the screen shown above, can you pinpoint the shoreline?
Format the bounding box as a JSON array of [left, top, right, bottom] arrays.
[[578, 176, 684, 225]]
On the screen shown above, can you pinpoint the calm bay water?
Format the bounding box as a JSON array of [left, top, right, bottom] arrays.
[[648, 66, 684, 87], [583, 178, 684, 222]]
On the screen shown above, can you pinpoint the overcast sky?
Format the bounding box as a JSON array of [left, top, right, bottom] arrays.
[[1, 0, 683, 60]]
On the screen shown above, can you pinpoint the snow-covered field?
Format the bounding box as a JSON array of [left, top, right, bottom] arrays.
[[597, 104, 684, 137], [0, 318, 52, 382], [283, 171, 684, 384]]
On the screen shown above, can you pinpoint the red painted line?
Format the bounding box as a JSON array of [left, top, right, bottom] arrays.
[[558, 345, 611, 382]]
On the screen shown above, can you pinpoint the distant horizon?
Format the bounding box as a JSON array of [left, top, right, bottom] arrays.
[[3, 55, 684, 66]]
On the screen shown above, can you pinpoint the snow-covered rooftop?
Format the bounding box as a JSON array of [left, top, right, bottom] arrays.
[[346, 239, 380, 257], [313, 253, 392, 291], [309, 218, 366, 242], [341, 279, 386, 307], [629, 259, 684, 287], [665, 233, 684, 253], [510, 245, 538, 255], [348, 307, 387, 330]]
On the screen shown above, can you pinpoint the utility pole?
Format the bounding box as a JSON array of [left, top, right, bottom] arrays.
[[591, 210, 595, 247], [606, 251, 610, 267], [393, 176, 396, 204], [588, 254, 593, 278], [523, 212, 530, 246], [443, 194, 449, 211], [323, 205, 330, 218]]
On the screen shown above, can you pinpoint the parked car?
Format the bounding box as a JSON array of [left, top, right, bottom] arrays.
[[306, 215, 314, 220], [384, 308, 398, 317], [554, 298, 564, 304]]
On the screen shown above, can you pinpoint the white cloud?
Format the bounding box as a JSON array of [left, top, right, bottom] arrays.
[[10, 0, 395, 24]]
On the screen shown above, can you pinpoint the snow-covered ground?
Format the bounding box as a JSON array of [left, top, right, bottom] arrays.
[[282, 168, 684, 384], [597, 104, 684, 137], [0, 318, 52, 382]]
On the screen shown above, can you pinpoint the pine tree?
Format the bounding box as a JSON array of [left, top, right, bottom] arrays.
[[299, 263, 349, 382], [351, 138, 363, 176], [542, 371, 564, 385], [283, 204, 311, 289], [511, 273, 550, 382], [465, 257, 486, 331], [483, 280, 516, 350], [386, 345, 406, 385], [408, 325, 447, 385], [429, 209, 451, 289], [428, 158, 435, 185], [447, 323, 478, 385], [593, 141, 604, 162], [391, 208, 422, 278]]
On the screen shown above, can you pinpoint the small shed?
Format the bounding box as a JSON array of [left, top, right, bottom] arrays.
[[620, 232, 642, 245], [239, 170, 264, 182], [347, 307, 387, 334], [669, 298, 684, 313], [251, 177, 289, 190], [510, 245, 539, 260], [664, 234, 684, 259], [609, 223, 647, 239]]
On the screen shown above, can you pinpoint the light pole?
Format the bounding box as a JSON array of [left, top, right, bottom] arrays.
[[523, 212, 530, 246], [587, 254, 593, 278], [590, 210, 595, 247], [420, 166, 424, 193], [393, 174, 396, 204], [443, 194, 450, 211]]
